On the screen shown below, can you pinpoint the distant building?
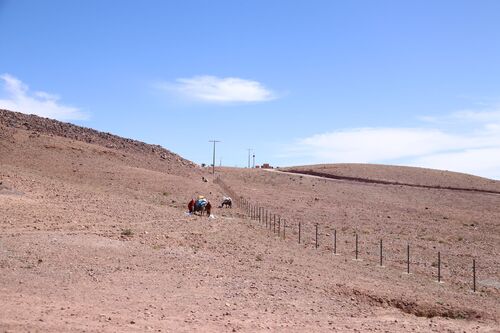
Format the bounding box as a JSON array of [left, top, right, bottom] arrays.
[[261, 163, 272, 169]]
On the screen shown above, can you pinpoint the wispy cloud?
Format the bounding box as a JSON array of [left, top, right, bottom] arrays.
[[411, 148, 500, 179], [419, 105, 500, 124], [0, 74, 87, 121], [158, 75, 276, 103], [285, 106, 500, 179]]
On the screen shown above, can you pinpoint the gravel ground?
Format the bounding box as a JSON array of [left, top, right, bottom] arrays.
[[1, 110, 499, 332]]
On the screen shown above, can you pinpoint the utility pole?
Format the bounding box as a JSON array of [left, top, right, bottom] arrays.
[[209, 140, 220, 175], [247, 148, 252, 168], [252, 153, 255, 168]]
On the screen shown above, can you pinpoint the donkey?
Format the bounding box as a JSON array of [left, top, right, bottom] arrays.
[[194, 201, 212, 216], [220, 197, 232, 208]]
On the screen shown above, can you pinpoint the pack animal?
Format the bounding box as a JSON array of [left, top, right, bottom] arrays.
[[193, 199, 211, 216], [220, 197, 232, 208]]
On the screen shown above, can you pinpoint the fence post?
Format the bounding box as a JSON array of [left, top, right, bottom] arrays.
[[315, 224, 318, 249], [273, 214, 276, 234], [298, 222, 301, 244], [355, 233, 358, 260], [379, 239, 383, 266], [278, 216, 281, 235], [334, 229, 337, 254], [407, 244, 410, 274], [283, 219, 286, 239], [437, 251, 441, 283], [473, 259, 476, 292]]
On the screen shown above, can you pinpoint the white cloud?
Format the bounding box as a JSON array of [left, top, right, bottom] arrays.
[[451, 108, 500, 123], [420, 106, 500, 125], [409, 148, 500, 180], [0, 74, 87, 121], [286, 107, 500, 179], [159, 75, 276, 103]]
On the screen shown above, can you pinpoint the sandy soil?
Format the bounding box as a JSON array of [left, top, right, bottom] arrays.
[[1, 110, 499, 332]]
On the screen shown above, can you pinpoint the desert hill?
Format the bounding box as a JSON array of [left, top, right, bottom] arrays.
[[284, 163, 500, 193], [1, 109, 499, 332], [0, 109, 196, 173]]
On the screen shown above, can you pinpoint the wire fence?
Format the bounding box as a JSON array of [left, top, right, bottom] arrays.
[[214, 176, 499, 294]]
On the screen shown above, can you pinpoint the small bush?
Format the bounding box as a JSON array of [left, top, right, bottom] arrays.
[[121, 228, 133, 236]]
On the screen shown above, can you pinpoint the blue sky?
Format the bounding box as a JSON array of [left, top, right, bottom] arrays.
[[1, 1, 500, 179]]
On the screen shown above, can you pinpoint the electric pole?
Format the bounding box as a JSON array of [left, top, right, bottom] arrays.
[[252, 153, 255, 168], [247, 148, 252, 168], [209, 140, 220, 175]]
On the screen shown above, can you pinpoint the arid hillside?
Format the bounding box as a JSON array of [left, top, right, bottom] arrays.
[[284, 163, 500, 193], [1, 109, 499, 332]]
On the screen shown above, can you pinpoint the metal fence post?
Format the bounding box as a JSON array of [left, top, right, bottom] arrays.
[[298, 222, 301, 244], [283, 219, 286, 239], [355, 233, 358, 260], [438, 251, 441, 283], [473, 259, 476, 292], [407, 244, 410, 274], [315, 224, 318, 249], [334, 229, 337, 254], [379, 239, 383, 266]]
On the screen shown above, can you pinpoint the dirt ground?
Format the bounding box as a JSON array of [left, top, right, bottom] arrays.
[[1, 110, 499, 332]]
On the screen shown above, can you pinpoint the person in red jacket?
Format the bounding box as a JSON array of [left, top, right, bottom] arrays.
[[188, 198, 195, 214]]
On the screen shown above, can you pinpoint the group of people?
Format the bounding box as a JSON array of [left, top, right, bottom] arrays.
[[187, 195, 232, 217]]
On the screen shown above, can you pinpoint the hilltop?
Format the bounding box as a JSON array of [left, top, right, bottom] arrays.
[[0, 109, 197, 173], [284, 163, 500, 193]]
